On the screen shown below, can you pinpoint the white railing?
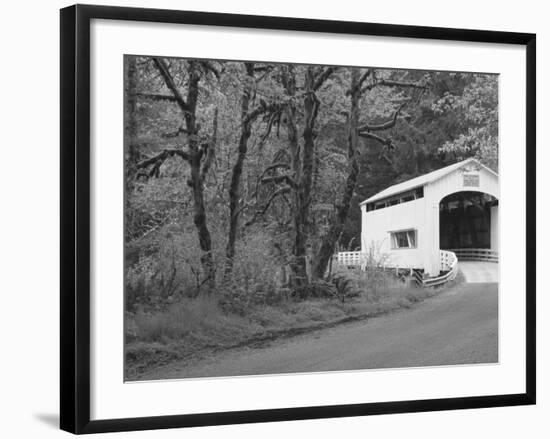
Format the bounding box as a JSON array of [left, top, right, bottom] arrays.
[[337, 249, 459, 288], [337, 251, 366, 268], [440, 249, 456, 272], [447, 248, 498, 262], [414, 250, 458, 287]]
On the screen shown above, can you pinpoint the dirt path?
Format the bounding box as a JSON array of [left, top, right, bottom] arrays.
[[136, 282, 498, 380]]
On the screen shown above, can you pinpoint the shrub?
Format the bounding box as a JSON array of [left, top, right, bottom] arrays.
[[219, 231, 286, 312], [125, 254, 156, 311], [330, 264, 410, 303], [125, 225, 221, 311], [328, 272, 359, 302], [291, 280, 337, 300]]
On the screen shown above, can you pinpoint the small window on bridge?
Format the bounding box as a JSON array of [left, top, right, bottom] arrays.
[[390, 229, 417, 249], [365, 187, 424, 212]]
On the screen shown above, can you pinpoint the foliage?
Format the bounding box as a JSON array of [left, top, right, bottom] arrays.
[[328, 272, 359, 302], [434, 74, 498, 171], [124, 55, 497, 315]]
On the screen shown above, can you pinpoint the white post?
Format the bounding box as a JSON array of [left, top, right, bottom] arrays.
[[490, 205, 499, 252], [433, 201, 441, 276]]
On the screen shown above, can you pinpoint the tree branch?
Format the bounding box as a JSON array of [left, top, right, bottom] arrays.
[[253, 65, 272, 72], [358, 69, 372, 88], [152, 58, 191, 114], [244, 101, 282, 125], [261, 162, 290, 175], [136, 148, 190, 170], [313, 66, 336, 91], [257, 112, 278, 147], [261, 174, 298, 188], [358, 102, 408, 132], [247, 162, 291, 207], [358, 131, 394, 148], [201, 108, 218, 180], [254, 65, 275, 82], [245, 186, 292, 227], [161, 126, 190, 138], [135, 92, 177, 102], [380, 152, 393, 165], [199, 61, 220, 80], [362, 78, 427, 93]]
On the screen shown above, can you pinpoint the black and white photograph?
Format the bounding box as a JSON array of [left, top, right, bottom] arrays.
[[123, 55, 500, 381], [0, 0, 544, 436]]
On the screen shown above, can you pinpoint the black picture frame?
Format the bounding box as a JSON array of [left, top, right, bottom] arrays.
[[60, 4, 536, 434]]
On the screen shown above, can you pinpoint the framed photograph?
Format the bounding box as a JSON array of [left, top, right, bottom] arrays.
[[60, 4, 536, 434]]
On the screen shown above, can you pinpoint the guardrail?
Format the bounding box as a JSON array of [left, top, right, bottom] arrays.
[[337, 249, 460, 288], [447, 248, 498, 262], [414, 250, 458, 287]]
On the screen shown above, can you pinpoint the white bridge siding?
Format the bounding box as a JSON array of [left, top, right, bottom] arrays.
[[359, 159, 499, 277], [360, 197, 428, 271]]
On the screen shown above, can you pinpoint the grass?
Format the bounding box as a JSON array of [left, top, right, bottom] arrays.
[[125, 268, 463, 380]]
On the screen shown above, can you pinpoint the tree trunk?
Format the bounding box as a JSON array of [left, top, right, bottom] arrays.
[[185, 62, 215, 289], [280, 65, 334, 289], [125, 56, 139, 164], [224, 63, 255, 279], [280, 66, 306, 288], [313, 68, 361, 279], [189, 149, 215, 288], [124, 56, 139, 244], [291, 67, 319, 287]]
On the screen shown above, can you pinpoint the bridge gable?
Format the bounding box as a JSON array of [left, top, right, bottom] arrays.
[[426, 162, 499, 203]]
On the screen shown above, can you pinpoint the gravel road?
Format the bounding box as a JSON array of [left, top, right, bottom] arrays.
[[137, 281, 498, 380]]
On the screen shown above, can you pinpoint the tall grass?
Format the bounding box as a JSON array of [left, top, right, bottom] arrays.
[[132, 296, 262, 344], [129, 267, 434, 348]]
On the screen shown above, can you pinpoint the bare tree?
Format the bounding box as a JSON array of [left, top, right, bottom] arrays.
[[313, 68, 362, 278], [249, 65, 335, 288], [224, 63, 279, 279], [136, 58, 218, 289]]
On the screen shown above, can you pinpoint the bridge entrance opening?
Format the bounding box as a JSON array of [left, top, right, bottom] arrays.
[[439, 191, 498, 252]]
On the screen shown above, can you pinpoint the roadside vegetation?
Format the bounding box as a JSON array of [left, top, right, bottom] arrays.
[[125, 264, 463, 380]]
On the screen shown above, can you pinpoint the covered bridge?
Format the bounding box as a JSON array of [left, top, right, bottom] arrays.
[[339, 158, 499, 280]]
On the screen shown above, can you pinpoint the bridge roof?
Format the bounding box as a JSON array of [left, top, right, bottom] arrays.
[[360, 158, 498, 205]]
